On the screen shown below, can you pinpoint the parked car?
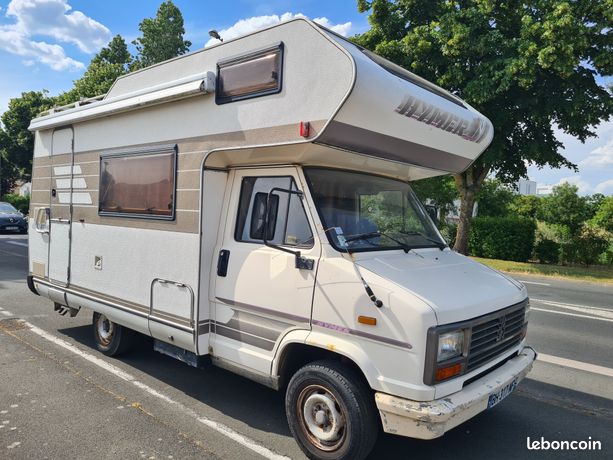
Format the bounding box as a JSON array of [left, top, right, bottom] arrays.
[[0, 202, 28, 233]]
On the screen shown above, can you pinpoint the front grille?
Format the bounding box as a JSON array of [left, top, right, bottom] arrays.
[[467, 304, 526, 371]]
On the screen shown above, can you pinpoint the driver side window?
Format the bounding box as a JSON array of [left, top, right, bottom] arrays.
[[234, 176, 314, 248]]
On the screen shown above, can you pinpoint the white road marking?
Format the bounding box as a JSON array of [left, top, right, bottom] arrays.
[[20, 322, 290, 460], [5, 241, 28, 248], [519, 280, 551, 286], [531, 307, 613, 323], [0, 311, 13, 317], [537, 353, 613, 378], [532, 298, 613, 319]]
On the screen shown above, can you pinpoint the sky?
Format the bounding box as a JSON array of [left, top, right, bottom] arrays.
[[0, 0, 611, 196]]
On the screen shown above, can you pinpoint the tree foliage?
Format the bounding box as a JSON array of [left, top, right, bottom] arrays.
[[57, 35, 132, 105], [354, 0, 613, 253], [510, 194, 542, 219], [475, 179, 515, 217], [131, 1, 191, 70], [537, 183, 590, 234], [0, 91, 55, 193], [590, 196, 613, 232]]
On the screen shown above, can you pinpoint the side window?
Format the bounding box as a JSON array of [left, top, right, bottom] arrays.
[[235, 176, 313, 247], [99, 147, 176, 220], [216, 43, 283, 104]]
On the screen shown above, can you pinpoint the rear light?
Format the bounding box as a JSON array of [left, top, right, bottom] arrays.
[[299, 121, 310, 138]]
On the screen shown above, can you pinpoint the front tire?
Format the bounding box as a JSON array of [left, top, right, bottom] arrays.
[[92, 312, 134, 356], [285, 360, 379, 460]]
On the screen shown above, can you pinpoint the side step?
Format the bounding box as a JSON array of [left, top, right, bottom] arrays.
[[54, 302, 80, 317], [153, 339, 209, 368]]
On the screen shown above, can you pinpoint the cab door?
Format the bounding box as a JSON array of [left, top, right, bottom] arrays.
[[212, 167, 320, 374]]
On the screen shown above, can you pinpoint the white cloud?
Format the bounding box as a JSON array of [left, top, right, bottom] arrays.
[[312, 16, 352, 36], [0, 25, 83, 70], [595, 179, 613, 194], [556, 175, 592, 194], [6, 0, 110, 53], [205, 12, 352, 47], [579, 137, 613, 168], [0, 0, 110, 71]]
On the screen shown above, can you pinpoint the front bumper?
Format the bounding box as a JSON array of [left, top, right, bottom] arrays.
[[375, 346, 536, 440]]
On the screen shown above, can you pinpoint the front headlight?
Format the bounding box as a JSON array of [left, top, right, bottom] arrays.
[[437, 330, 464, 362]]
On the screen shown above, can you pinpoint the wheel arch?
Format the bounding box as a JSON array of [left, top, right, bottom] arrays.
[[273, 330, 381, 391]]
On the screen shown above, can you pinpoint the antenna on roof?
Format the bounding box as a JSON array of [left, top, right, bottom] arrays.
[[208, 30, 223, 42]]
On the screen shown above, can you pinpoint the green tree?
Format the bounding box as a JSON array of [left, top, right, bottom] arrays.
[[354, 0, 613, 254], [131, 1, 191, 70], [475, 179, 515, 217], [93, 34, 133, 66], [0, 91, 55, 194], [589, 195, 613, 232], [510, 194, 542, 219], [57, 35, 132, 105], [538, 183, 590, 234], [586, 193, 606, 219]]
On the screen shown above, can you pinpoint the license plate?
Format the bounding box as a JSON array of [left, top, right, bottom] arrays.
[[487, 378, 518, 409], [5, 226, 18, 230]]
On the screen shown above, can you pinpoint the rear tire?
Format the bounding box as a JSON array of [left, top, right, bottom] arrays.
[[285, 360, 379, 460], [92, 312, 134, 356]]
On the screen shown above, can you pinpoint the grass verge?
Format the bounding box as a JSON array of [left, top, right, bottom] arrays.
[[471, 257, 613, 284]]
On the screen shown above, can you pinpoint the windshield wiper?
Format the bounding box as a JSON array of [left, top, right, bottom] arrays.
[[344, 231, 412, 254], [397, 230, 447, 250]]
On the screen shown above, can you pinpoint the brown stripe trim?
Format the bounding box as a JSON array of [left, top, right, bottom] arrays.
[[316, 120, 473, 173], [32, 277, 194, 333], [214, 323, 276, 351], [215, 297, 310, 324], [312, 319, 413, 350], [198, 321, 210, 335]]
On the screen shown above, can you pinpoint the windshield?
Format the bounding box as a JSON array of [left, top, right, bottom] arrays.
[[304, 168, 446, 252], [0, 203, 18, 213]]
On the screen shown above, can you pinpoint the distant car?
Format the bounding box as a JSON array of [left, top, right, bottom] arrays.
[[0, 202, 28, 234]]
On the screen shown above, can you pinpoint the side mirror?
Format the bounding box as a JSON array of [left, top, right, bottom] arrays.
[[424, 204, 438, 226], [250, 192, 279, 240]]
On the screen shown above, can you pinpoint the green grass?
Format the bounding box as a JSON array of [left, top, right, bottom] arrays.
[[471, 257, 613, 284]]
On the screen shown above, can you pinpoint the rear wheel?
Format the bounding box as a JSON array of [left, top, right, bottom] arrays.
[[92, 312, 134, 356], [285, 360, 379, 460]]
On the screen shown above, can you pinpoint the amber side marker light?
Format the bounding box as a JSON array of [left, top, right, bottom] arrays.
[[435, 363, 462, 381], [358, 316, 377, 326]]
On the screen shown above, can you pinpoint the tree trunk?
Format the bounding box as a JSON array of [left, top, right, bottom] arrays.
[[453, 164, 489, 255]]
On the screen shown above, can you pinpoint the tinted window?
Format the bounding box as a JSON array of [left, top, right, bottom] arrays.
[[235, 176, 313, 247], [216, 43, 283, 104], [99, 149, 176, 219]]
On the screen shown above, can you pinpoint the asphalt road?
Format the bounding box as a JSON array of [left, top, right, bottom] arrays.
[[1, 233, 611, 459]]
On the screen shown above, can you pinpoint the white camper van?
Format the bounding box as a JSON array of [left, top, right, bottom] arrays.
[[27, 18, 535, 460]]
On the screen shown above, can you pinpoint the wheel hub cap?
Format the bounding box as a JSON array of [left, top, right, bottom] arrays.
[[302, 392, 343, 442], [96, 315, 114, 345]]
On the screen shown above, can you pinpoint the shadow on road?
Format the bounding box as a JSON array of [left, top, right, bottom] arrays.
[[57, 324, 291, 438], [56, 324, 613, 459]]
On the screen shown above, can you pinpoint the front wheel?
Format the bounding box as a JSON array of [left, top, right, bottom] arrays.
[[92, 312, 134, 356], [285, 360, 379, 460]]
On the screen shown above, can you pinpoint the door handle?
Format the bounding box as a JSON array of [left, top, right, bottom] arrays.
[[217, 249, 230, 277]]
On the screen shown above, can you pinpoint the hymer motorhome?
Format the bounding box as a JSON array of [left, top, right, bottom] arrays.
[[27, 18, 535, 460]]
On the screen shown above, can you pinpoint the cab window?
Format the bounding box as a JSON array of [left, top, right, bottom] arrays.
[[235, 176, 313, 247]]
